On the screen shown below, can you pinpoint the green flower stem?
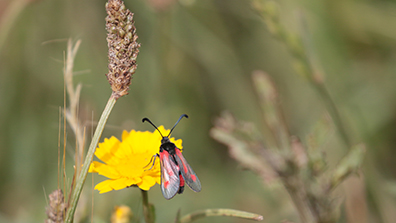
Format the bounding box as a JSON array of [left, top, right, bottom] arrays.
[[179, 209, 263, 222], [64, 95, 117, 223], [141, 190, 155, 223]]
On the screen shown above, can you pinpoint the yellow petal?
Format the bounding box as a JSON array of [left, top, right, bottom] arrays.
[[109, 178, 130, 190], [95, 179, 114, 193], [95, 136, 122, 165], [124, 177, 140, 186], [128, 130, 161, 154], [121, 130, 131, 141], [137, 176, 157, 190], [89, 163, 97, 173], [155, 176, 161, 184], [143, 169, 161, 185], [116, 160, 144, 178], [90, 161, 120, 178]]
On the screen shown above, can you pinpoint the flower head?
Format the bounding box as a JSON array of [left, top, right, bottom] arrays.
[[105, 0, 140, 99], [89, 126, 183, 193]]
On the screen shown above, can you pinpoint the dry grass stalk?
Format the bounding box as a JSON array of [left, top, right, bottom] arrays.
[[64, 39, 85, 169], [211, 72, 365, 223]]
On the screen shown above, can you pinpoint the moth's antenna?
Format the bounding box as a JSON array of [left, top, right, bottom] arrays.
[[168, 114, 188, 137], [142, 117, 164, 138]]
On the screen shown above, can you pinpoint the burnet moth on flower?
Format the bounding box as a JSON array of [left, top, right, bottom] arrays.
[[142, 114, 201, 200]]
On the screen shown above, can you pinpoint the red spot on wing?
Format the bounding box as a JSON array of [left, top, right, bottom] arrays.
[[183, 164, 188, 173], [173, 148, 201, 192], [164, 181, 170, 188], [175, 149, 188, 174], [179, 174, 185, 187]]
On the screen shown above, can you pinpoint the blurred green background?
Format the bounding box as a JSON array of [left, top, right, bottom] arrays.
[[1, 0, 396, 222]]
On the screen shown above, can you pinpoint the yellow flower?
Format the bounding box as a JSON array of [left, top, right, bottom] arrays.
[[89, 126, 183, 193], [111, 205, 133, 223]]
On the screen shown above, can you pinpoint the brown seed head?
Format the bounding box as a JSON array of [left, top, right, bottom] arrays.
[[45, 189, 67, 223], [105, 0, 140, 99]]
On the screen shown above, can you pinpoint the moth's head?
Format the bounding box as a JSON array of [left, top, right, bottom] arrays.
[[161, 137, 171, 144]]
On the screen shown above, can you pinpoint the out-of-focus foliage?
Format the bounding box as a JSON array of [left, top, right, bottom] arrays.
[[1, 0, 396, 222]]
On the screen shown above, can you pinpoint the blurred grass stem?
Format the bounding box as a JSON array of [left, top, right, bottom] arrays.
[[282, 177, 315, 223], [252, 0, 352, 149], [64, 95, 117, 223], [311, 82, 352, 147], [0, 0, 29, 52], [252, 71, 291, 151]]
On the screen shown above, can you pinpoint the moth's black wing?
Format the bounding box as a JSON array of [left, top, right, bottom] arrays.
[[174, 148, 201, 192]]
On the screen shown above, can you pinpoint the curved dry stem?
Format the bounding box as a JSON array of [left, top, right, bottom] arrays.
[[179, 208, 263, 222]]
